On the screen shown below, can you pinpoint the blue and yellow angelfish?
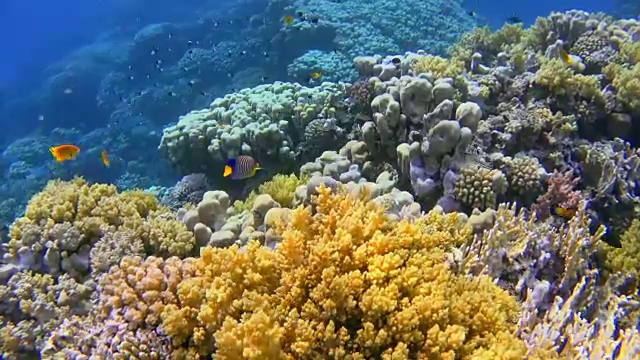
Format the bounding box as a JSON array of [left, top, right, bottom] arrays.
[[223, 155, 264, 179]]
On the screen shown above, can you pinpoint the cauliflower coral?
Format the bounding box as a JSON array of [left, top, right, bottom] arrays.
[[160, 185, 538, 359]]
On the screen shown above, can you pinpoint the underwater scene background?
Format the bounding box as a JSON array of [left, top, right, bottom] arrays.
[[0, 0, 640, 358]]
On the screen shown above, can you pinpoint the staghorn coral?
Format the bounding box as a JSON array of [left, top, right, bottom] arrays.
[[160, 185, 533, 359]]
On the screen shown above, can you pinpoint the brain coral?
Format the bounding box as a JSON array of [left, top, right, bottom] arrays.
[[159, 185, 538, 359]]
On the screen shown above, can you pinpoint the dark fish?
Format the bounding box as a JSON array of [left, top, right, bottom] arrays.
[[506, 15, 522, 23], [589, 218, 622, 248], [391, 57, 401, 65], [187, 40, 193, 46], [168, 91, 177, 97], [468, 11, 476, 17]]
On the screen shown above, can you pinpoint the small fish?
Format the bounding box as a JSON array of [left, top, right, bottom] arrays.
[[558, 47, 573, 65], [263, 51, 270, 58], [589, 219, 621, 248], [38, 115, 45, 121], [284, 15, 294, 25], [240, 50, 247, 55], [128, 75, 135, 80], [468, 10, 476, 17], [223, 155, 263, 179], [188, 49, 194, 55], [168, 91, 177, 97], [100, 150, 110, 167], [550, 205, 575, 220], [188, 79, 197, 87], [50, 144, 80, 162], [296, 11, 305, 18], [151, 47, 159, 55], [309, 71, 322, 80], [391, 57, 402, 65], [506, 14, 522, 24], [155, 59, 163, 65], [64, 88, 73, 94], [260, 76, 268, 83], [187, 40, 193, 46]]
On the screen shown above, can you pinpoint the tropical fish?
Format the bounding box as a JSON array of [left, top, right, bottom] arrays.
[[506, 14, 522, 24], [223, 155, 263, 179], [101, 150, 110, 167], [550, 204, 575, 220], [283, 15, 294, 25], [309, 71, 322, 80], [558, 47, 573, 66], [50, 144, 80, 162]]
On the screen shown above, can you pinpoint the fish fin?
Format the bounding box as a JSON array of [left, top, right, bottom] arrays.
[[226, 158, 237, 168], [223, 165, 233, 177]]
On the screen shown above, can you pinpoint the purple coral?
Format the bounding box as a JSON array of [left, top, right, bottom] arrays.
[[161, 173, 210, 210], [532, 170, 584, 220]]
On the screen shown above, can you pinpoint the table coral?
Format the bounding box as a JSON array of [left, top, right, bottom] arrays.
[[159, 186, 535, 359]]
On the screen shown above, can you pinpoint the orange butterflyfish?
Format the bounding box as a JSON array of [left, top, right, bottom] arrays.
[[101, 150, 110, 167], [49, 144, 80, 162], [550, 204, 575, 220], [223, 155, 264, 180]]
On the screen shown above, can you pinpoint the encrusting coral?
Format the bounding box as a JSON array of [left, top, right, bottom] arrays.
[[159, 185, 540, 359]]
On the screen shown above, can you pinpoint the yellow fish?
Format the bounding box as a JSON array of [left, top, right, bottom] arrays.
[[49, 144, 80, 162], [283, 15, 294, 25], [309, 71, 322, 80], [223, 155, 264, 180], [101, 150, 110, 167], [551, 204, 575, 220], [558, 47, 573, 66]]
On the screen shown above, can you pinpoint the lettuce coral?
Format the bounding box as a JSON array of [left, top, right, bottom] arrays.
[[160, 186, 536, 359]]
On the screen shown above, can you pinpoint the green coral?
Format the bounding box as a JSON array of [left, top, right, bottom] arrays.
[[448, 24, 526, 65], [603, 62, 640, 115], [534, 58, 603, 102]]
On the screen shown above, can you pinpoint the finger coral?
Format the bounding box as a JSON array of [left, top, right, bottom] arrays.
[[160, 185, 536, 359]]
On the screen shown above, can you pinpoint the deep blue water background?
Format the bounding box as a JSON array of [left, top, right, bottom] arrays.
[[0, 0, 620, 95]]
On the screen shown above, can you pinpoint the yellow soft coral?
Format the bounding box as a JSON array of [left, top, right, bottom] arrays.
[[233, 173, 306, 212], [412, 54, 466, 79], [8, 177, 196, 261], [603, 62, 640, 115], [534, 58, 603, 102], [160, 186, 535, 359]]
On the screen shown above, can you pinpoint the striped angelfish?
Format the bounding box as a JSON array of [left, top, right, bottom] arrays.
[[223, 155, 264, 180]]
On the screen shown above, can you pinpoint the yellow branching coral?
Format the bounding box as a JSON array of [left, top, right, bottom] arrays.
[[161, 186, 533, 359], [603, 62, 640, 115], [7, 178, 196, 264], [448, 24, 526, 64], [412, 54, 466, 79], [534, 58, 603, 102], [234, 173, 306, 212]]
